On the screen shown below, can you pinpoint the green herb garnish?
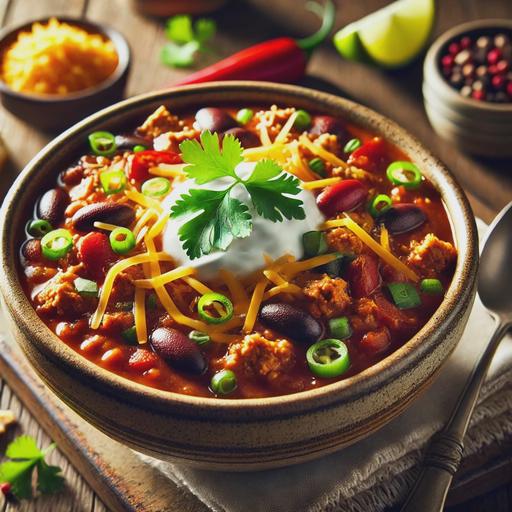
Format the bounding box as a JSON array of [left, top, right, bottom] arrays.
[[0, 435, 64, 499], [171, 131, 305, 259], [160, 15, 216, 68]]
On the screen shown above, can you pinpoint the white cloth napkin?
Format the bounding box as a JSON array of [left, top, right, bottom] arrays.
[[139, 219, 512, 512]]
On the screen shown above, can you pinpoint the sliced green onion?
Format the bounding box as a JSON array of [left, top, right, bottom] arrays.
[[293, 109, 312, 131], [109, 227, 136, 255], [197, 292, 234, 324], [133, 145, 146, 153], [88, 131, 117, 156], [121, 326, 137, 345], [188, 330, 211, 345], [386, 161, 422, 189], [147, 293, 158, 310], [329, 316, 352, 339], [420, 278, 443, 294], [41, 229, 73, 261], [210, 369, 237, 395], [308, 157, 326, 176], [387, 282, 421, 309], [100, 168, 126, 195], [302, 231, 328, 258], [306, 339, 350, 378], [141, 177, 171, 198], [74, 277, 98, 297], [369, 194, 393, 218], [343, 138, 362, 154], [27, 219, 53, 238], [236, 108, 253, 125]]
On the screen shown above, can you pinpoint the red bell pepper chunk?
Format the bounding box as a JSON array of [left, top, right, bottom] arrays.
[[78, 232, 116, 279], [316, 179, 367, 217], [347, 254, 381, 298], [128, 349, 159, 372], [128, 150, 181, 182], [348, 137, 387, 173], [360, 327, 391, 356]]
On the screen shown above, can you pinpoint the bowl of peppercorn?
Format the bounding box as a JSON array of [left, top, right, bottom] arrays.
[[423, 19, 512, 157]]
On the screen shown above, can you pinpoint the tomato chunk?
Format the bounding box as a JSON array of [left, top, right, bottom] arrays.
[[128, 349, 159, 372], [360, 327, 391, 356], [128, 150, 181, 181], [348, 137, 386, 172], [347, 254, 381, 298], [78, 232, 116, 279]]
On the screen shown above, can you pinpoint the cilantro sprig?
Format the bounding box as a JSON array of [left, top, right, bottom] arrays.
[[160, 15, 216, 68], [0, 435, 64, 499], [171, 131, 305, 259]]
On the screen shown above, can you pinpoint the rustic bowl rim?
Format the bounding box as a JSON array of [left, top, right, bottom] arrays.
[[424, 18, 512, 113], [0, 81, 478, 413], [0, 16, 131, 103]]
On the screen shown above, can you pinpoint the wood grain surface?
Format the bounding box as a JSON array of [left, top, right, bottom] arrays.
[[0, 0, 511, 510]]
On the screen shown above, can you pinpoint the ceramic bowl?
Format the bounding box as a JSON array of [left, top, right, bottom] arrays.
[[423, 19, 512, 157], [0, 82, 478, 470], [0, 17, 131, 133]]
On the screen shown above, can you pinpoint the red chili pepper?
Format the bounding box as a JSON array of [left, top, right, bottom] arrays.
[[128, 150, 181, 182], [176, 0, 335, 86]]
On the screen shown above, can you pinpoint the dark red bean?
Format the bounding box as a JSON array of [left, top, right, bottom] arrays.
[[195, 108, 236, 132], [259, 303, 323, 344], [72, 202, 135, 231], [60, 165, 84, 186], [316, 179, 367, 217], [380, 203, 426, 235], [37, 188, 69, 226], [309, 115, 347, 139], [347, 254, 381, 298], [21, 239, 42, 263], [150, 327, 207, 374], [222, 127, 260, 148], [115, 134, 151, 150]]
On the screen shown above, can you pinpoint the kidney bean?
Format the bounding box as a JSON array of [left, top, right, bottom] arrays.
[[195, 107, 237, 132], [347, 254, 381, 298], [380, 203, 426, 235], [72, 202, 135, 231], [20, 239, 42, 263], [78, 232, 116, 279], [309, 115, 347, 139], [37, 188, 69, 226], [259, 303, 323, 344], [59, 165, 84, 186], [316, 179, 367, 217], [151, 327, 207, 374], [115, 134, 151, 150], [222, 127, 260, 148]]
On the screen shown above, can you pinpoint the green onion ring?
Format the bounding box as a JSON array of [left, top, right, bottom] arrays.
[[100, 168, 127, 195], [369, 194, 393, 217], [109, 227, 136, 255], [386, 161, 422, 189], [41, 229, 73, 261], [88, 131, 117, 156], [141, 177, 171, 198], [197, 292, 234, 324], [306, 339, 350, 378]]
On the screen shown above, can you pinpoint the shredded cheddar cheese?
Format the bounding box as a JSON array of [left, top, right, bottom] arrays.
[[219, 269, 249, 315], [134, 287, 147, 344], [321, 217, 419, 281], [243, 278, 267, 333], [380, 225, 391, 252], [263, 283, 302, 300], [299, 135, 348, 169], [93, 221, 121, 231], [282, 253, 338, 278], [125, 189, 163, 213], [132, 208, 158, 238], [134, 266, 196, 289], [301, 177, 342, 190], [274, 111, 298, 144], [182, 276, 213, 295], [149, 163, 186, 178]]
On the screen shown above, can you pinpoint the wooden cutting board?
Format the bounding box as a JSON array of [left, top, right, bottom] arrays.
[[1, 334, 512, 511]]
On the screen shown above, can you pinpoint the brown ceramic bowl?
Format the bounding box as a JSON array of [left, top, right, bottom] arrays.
[[0, 17, 131, 133], [0, 82, 478, 470]]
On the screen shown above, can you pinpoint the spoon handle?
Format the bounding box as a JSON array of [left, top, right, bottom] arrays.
[[400, 321, 509, 512]]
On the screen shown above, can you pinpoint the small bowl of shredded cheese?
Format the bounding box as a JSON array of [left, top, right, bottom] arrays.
[[0, 17, 130, 132]]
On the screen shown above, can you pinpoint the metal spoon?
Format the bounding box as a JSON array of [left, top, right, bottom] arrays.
[[401, 202, 512, 512]]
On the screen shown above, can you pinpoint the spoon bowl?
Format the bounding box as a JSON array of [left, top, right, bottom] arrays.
[[478, 202, 512, 319]]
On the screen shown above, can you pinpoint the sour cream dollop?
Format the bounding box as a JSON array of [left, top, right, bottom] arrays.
[[162, 162, 324, 279]]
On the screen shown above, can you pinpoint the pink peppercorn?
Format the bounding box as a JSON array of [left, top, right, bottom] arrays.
[[448, 42, 460, 55], [506, 81, 512, 97], [492, 74, 506, 89], [496, 59, 509, 73], [487, 48, 502, 65], [472, 90, 485, 100], [441, 54, 454, 68], [460, 36, 472, 49]]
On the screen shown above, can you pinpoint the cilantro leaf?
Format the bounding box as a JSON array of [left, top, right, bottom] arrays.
[[160, 41, 200, 68], [245, 160, 305, 222], [37, 460, 65, 495], [171, 188, 252, 259], [0, 435, 64, 500], [165, 15, 194, 44], [180, 131, 242, 184], [194, 18, 216, 44]]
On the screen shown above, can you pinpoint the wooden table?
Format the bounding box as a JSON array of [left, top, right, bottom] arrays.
[[0, 0, 511, 510]]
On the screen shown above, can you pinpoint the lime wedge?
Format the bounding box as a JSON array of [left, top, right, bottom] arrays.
[[333, 0, 435, 68]]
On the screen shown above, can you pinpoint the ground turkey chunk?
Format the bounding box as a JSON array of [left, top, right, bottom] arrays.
[[224, 333, 295, 381], [407, 234, 457, 277], [136, 106, 182, 138], [34, 270, 94, 317], [303, 275, 351, 318]]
